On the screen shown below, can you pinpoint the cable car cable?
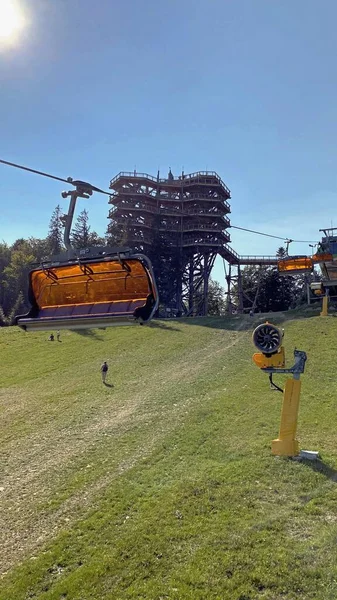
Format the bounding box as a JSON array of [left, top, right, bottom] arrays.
[[0, 158, 110, 195], [0, 157, 320, 242], [230, 225, 318, 244], [0, 158, 70, 184]]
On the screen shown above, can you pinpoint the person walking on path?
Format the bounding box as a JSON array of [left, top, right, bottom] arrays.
[[101, 361, 108, 384]]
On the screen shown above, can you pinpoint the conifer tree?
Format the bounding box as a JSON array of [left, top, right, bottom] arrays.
[[71, 209, 91, 249], [276, 246, 287, 258], [71, 209, 105, 249], [47, 205, 63, 255]]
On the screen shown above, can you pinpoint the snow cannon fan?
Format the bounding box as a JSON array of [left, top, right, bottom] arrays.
[[252, 322, 285, 370], [252, 322, 283, 355]]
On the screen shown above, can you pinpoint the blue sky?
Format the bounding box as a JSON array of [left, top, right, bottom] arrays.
[[1, 0, 337, 286]]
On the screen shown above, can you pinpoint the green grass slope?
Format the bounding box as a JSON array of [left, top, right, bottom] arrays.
[[1, 311, 337, 600]]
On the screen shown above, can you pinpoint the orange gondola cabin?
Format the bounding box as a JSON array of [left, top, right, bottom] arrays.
[[16, 250, 158, 331], [277, 255, 313, 275]]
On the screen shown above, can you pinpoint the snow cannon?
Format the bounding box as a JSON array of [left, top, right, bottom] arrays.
[[252, 322, 307, 457]]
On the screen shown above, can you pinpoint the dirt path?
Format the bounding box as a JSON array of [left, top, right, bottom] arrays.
[[0, 323, 250, 575]]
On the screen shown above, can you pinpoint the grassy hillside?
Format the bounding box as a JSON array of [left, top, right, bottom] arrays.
[[1, 311, 337, 599]]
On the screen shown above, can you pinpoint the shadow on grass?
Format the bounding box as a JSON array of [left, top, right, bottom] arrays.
[[182, 316, 255, 331], [103, 382, 114, 388], [71, 329, 105, 341], [300, 458, 337, 482], [155, 316, 268, 332], [154, 307, 322, 332], [149, 321, 181, 332]]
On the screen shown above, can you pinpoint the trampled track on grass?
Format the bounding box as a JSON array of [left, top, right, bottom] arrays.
[[0, 318, 250, 575], [3, 311, 337, 600]]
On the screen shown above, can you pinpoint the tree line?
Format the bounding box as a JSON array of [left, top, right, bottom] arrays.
[[206, 247, 312, 316], [0, 207, 104, 325], [0, 207, 310, 325]]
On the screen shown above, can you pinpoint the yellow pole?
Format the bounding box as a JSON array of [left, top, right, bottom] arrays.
[[320, 294, 328, 317], [271, 377, 301, 457]]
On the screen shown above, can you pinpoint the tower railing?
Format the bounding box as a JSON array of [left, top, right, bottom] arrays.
[[110, 189, 230, 208], [110, 170, 231, 195]]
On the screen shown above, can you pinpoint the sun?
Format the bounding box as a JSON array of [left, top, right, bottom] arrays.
[[0, 0, 25, 42]]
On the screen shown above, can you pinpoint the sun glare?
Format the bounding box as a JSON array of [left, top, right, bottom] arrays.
[[0, 0, 25, 43]]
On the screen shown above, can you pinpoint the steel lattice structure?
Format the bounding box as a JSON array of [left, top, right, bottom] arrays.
[[108, 170, 239, 315]]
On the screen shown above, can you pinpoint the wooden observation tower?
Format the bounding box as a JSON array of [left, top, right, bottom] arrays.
[[108, 170, 239, 315]]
